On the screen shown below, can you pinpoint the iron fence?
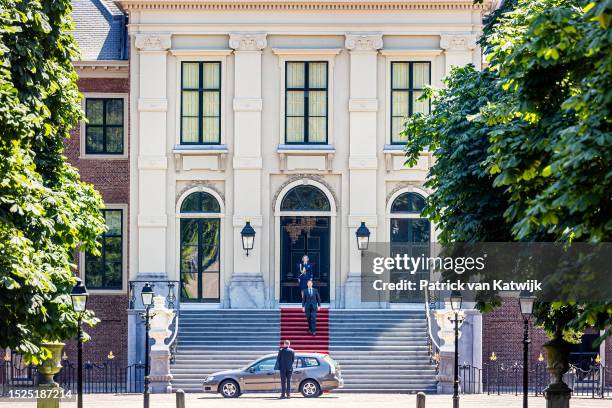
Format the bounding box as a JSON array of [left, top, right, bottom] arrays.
[[1, 355, 144, 395], [459, 363, 483, 394], [483, 360, 610, 398]]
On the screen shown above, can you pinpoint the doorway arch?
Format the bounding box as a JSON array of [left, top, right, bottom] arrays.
[[274, 179, 337, 305]]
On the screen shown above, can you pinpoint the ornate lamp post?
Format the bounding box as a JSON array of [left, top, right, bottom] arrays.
[[355, 222, 370, 254], [240, 221, 256, 256], [141, 283, 154, 408], [449, 290, 462, 408], [519, 289, 535, 408], [70, 278, 89, 408]]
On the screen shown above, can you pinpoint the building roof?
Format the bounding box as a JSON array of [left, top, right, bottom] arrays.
[[72, 0, 128, 61]]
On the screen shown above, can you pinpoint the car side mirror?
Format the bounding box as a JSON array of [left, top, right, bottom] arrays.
[[248, 367, 256, 373]]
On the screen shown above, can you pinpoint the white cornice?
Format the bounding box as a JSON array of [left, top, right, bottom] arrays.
[[73, 60, 129, 78], [115, 0, 493, 12], [271, 48, 342, 56], [380, 48, 443, 56], [170, 49, 233, 56]]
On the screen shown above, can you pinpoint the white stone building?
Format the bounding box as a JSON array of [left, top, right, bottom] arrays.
[[116, 0, 493, 309]]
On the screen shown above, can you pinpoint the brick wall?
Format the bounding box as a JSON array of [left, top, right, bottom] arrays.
[[483, 299, 611, 387], [482, 298, 550, 382], [62, 76, 130, 367]]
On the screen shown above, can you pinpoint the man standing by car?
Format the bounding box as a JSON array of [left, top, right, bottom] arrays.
[[275, 340, 295, 399], [302, 279, 321, 335]]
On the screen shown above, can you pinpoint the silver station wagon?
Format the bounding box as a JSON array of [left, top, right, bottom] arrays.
[[203, 352, 343, 398]]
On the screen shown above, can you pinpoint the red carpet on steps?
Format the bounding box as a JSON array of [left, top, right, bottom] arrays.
[[280, 308, 329, 354]]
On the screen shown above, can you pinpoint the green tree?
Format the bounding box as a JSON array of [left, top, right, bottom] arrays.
[[404, 0, 611, 340], [0, 0, 105, 363]]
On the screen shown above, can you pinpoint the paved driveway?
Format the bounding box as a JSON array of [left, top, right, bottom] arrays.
[[1, 393, 610, 408]]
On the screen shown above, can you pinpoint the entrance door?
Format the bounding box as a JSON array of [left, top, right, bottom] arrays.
[[280, 216, 330, 303]]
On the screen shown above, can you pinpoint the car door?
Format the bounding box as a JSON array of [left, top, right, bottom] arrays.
[[291, 356, 321, 389], [243, 357, 278, 391]]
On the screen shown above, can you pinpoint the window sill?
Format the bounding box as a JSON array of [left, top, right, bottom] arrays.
[[277, 144, 335, 172], [173, 144, 228, 171], [79, 153, 128, 160]]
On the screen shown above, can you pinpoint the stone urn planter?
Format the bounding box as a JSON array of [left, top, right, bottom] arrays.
[[543, 336, 572, 408], [37, 342, 65, 387]]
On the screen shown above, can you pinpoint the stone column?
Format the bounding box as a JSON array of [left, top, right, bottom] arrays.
[[440, 32, 478, 73], [344, 33, 382, 308], [228, 33, 267, 308], [435, 308, 464, 394], [134, 33, 172, 278]]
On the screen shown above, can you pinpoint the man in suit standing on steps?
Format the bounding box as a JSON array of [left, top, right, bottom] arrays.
[[301, 279, 321, 335], [275, 339, 295, 399]]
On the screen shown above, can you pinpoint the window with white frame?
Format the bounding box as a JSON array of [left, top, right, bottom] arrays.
[[181, 61, 222, 144], [390, 61, 431, 144], [285, 61, 328, 144]]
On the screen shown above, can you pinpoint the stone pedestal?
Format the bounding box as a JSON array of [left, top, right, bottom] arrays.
[[36, 342, 65, 408], [544, 383, 572, 408], [148, 295, 176, 393], [229, 273, 266, 308], [543, 337, 572, 408], [434, 308, 464, 394], [149, 349, 173, 393]]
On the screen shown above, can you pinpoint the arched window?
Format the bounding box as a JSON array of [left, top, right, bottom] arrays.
[[280, 185, 331, 211], [390, 192, 426, 214], [180, 191, 221, 213], [179, 191, 221, 303]]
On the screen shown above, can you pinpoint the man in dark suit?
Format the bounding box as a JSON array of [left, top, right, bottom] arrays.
[[297, 255, 314, 298], [301, 279, 321, 335], [275, 339, 295, 399]]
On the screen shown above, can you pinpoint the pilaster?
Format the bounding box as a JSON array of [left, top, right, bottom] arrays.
[[440, 32, 478, 73], [229, 33, 267, 308], [135, 33, 171, 275], [345, 33, 382, 308]]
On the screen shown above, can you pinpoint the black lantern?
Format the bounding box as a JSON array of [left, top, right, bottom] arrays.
[[450, 290, 462, 311], [355, 222, 370, 251], [240, 221, 256, 256], [70, 278, 88, 408], [519, 289, 535, 319], [141, 283, 154, 307], [519, 289, 535, 408], [70, 277, 89, 312]]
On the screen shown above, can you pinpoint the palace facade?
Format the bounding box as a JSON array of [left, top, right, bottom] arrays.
[[65, 0, 610, 390]]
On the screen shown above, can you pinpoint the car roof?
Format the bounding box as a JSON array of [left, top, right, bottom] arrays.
[[260, 352, 329, 359]]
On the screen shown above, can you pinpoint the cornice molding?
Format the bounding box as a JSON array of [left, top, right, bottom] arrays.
[[229, 32, 267, 51], [115, 1, 493, 12], [73, 60, 129, 78], [134, 32, 172, 51], [345, 33, 383, 52]]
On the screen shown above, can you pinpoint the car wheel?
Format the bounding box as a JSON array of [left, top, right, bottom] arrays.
[[300, 379, 321, 398], [219, 380, 240, 398]]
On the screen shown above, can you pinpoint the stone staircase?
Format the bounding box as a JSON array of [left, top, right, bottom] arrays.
[[329, 309, 438, 393], [170, 310, 280, 392]]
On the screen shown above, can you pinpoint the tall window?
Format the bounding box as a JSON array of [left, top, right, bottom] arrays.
[[285, 61, 328, 144], [391, 62, 431, 144], [85, 209, 123, 290], [181, 62, 221, 144], [180, 192, 221, 302], [85, 98, 124, 154]]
